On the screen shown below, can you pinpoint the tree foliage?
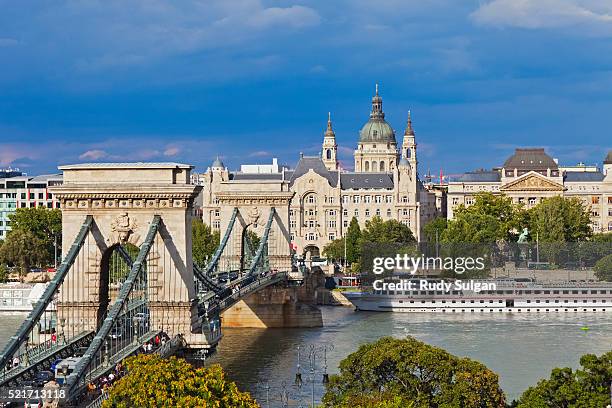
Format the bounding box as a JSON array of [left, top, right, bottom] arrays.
[[192, 219, 220, 269], [322, 336, 506, 408], [323, 237, 345, 262], [423, 217, 447, 244], [528, 196, 592, 242], [103, 354, 258, 408], [443, 193, 525, 243], [6, 208, 61, 266], [514, 350, 612, 407], [594, 254, 612, 281], [345, 217, 361, 264], [0, 229, 47, 275], [361, 216, 415, 244]]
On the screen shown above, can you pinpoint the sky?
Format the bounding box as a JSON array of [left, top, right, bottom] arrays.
[[1, 0, 612, 178]]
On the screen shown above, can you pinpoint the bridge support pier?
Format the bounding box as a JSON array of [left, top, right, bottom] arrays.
[[221, 271, 325, 328]]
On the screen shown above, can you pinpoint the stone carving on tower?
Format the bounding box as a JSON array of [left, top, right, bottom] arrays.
[[109, 212, 140, 245], [321, 112, 338, 171]]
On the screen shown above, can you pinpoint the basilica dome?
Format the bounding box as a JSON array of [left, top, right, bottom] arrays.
[[358, 85, 397, 144]]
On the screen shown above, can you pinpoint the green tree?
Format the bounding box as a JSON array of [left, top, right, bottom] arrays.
[[528, 196, 592, 242], [444, 192, 525, 243], [0, 264, 8, 283], [103, 354, 258, 408], [515, 350, 612, 407], [323, 336, 506, 408], [345, 217, 361, 264], [0, 230, 47, 276], [323, 237, 345, 262], [192, 219, 220, 269], [361, 216, 415, 244], [7, 208, 62, 266], [246, 230, 260, 251], [423, 217, 447, 244], [592, 232, 612, 242], [594, 254, 612, 281]]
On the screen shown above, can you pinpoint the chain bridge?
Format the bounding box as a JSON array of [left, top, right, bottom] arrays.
[[0, 163, 303, 405]]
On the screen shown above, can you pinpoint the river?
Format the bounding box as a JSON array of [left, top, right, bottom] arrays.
[[2, 308, 611, 405]]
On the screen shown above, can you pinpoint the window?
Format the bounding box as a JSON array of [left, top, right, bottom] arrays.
[[47, 202, 52, 208], [528, 197, 537, 205], [214, 209, 220, 217], [343, 220, 348, 228], [608, 196, 612, 204], [386, 209, 391, 217], [466, 197, 475, 205], [328, 197, 334, 204], [328, 233, 335, 241], [402, 209, 408, 216], [343, 209, 348, 217], [353, 195, 360, 204], [342, 195, 349, 204], [609, 221, 612, 231], [307, 233, 316, 241], [212, 221, 220, 230], [364, 195, 371, 204], [329, 210, 335, 216], [592, 196, 600, 204], [38, 193, 44, 200], [290, 210, 294, 217], [29, 193, 35, 200], [328, 220, 336, 228], [290, 220, 296, 229], [308, 220, 315, 228], [401, 196, 408, 203], [21, 193, 26, 200], [452, 197, 459, 205], [375, 195, 382, 204], [354, 209, 359, 217], [307, 195, 316, 204], [365, 209, 370, 218], [375, 209, 381, 217], [385, 195, 392, 204]]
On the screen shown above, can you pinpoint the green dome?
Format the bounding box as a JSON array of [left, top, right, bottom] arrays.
[[359, 84, 397, 144], [359, 119, 396, 143]]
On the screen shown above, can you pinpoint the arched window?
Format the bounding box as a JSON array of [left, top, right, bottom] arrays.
[[406, 149, 411, 158], [380, 161, 385, 171], [326, 149, 332, 160], [372, 161, 378, 172], [365, 161, 370, 171]]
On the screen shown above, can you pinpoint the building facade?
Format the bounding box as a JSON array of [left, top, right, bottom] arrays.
[[199, 88, 439, 256], [447, 148, 612, 233], [0, 172, 63, 239]]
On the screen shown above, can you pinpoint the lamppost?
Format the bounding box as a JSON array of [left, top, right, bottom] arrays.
[[59, 317, 66, 344], [61, 364, 69, 386], [295, 344, 334, 408]]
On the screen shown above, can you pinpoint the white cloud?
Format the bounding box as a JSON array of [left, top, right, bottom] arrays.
[[79, 149, 108, 160], [164, 146, 180, 157], [471, 0, 612, 31], [248, 5, 320, 29], [0, 38, 19, 47]]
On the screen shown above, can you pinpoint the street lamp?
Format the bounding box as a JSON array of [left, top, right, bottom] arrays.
[[294, 343, 334, 408], [61, 364, 69, 386], [59, 317, 66, 344]]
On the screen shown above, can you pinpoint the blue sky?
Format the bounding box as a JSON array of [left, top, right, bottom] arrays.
[[1, 0, 612, 177]]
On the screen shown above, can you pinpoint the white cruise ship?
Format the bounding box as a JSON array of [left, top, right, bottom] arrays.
[[344, 278, 612, 313], [0, 282, 52, 312]]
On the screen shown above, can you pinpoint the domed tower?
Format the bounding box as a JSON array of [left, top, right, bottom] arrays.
[[354, 84, 399, 172], [322, 112, 338, 171]]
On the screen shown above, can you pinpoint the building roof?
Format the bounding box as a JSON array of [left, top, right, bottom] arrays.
[[211, 157, 225, 168], [605, 150, 612, 165], [563, 171, 605, 182], [58, 162, 193, 170], [340, 172, 394, 189], [289, 156, 338, 187], [29, 174, 63, 183], [457, 170, 501, 183], [359, 85, 397, 144], [503, 148, 558, 170], [231, 173, 284, 181]]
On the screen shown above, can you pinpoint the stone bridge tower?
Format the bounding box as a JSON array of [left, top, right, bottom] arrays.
[[50, 163, 208, 346]]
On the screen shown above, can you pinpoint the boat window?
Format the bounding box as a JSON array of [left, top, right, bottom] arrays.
[[572, 290, 578, 294], [562, 290, 568, 294], [600, 290, 607, 294], [543, 291, 550, 294], [553, 290, 559, 294], [534, 290, 541, 294]]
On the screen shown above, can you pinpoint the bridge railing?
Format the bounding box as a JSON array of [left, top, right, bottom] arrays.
[[0, 216, 93, 385], [65, 215, 161, 399]]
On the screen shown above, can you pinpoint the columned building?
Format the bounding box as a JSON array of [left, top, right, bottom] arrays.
[[447, 148, 612, 233], [199, 87, 439, 256]]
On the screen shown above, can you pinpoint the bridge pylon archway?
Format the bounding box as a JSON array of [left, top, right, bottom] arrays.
[[51, 163, 206, 346]]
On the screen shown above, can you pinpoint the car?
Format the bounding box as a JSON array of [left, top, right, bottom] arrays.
[[110, 326, 124, 339], [33, 370, 54, 387]]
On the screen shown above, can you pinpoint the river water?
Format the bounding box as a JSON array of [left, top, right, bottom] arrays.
[[2, 308, 612, 405]]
